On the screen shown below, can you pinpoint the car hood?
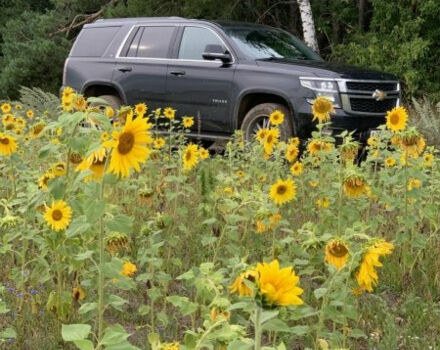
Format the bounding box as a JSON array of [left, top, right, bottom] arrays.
[[255, 59, 397, 80]]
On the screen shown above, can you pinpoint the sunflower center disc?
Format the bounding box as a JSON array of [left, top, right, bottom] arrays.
[[330, 244, 348, 257], [277, 185, 287, 195], [52, 209, 63, 221], [118, 132, 135, 155], [0, 137, 10, 145], [390, 113, 399, 125]]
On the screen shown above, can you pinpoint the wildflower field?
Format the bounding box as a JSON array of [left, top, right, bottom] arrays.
[[0, 89, 439, 350]]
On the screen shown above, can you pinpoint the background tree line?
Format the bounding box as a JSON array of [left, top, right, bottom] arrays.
[[0, 0, 439, 101]]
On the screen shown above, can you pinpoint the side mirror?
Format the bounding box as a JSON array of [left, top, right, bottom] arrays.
[[202, 44, 232, 64]]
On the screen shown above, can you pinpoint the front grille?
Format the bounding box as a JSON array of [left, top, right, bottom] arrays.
[[350, 98, 397, 114], [346, 82, 397, 92]]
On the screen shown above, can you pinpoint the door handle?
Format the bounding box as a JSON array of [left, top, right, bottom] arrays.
[[170, 70, 186, 76], [118, 66, 132, 72]]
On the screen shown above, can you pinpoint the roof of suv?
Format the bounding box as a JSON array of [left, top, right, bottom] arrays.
[[93, 17, 269, 30]]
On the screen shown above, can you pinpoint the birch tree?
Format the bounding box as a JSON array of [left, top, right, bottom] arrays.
[[297, 0, 320, 53]]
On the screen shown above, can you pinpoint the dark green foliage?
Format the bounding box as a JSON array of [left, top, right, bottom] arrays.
[[0, 0, 438, 99]]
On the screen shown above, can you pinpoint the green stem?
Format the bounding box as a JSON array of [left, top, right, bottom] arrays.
[[254, 306, 262, 350], [97, 157, 110, 349], [10, 156, 16, 197]]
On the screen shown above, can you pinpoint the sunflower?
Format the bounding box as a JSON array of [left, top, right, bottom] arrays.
[[50, 162, 67, 177], [312, 96, 335, 123], [399, 132, 425, 158], [30, 122, 46, 139], [290, 161, 303, 176], [385, 157, 396, 167], [69, 152, 83, 164], [73, 95, 87, 111], [309, 181, 319, 188], [367, 136, 378, 148], [229, 269, 258, 297], [44, 200, 72, 231], [2, 113, 14, 126], [199, 147, 209, 159], [269, 178, 296, 206], [62, 86, 75, 100], [407, 178, 421, 191], [38, 172, 55, 190], [62, 97, 74, 112], [182, 144, 199, 171], [289, 137, 300, 147], [76, 147, 107, 182], [15, 104, 22, 111], [325, 239, 349, 270], [263, 128, 280, 154], [154, 108, 161, 117], [106, 232, 129, 255], [343, 174, 366, 198], [256, 220, 267, 234], [1, 103, 12, 114], [153, 137, 166, 149], [316, 197, 330, 208], [164, 107, 176, 120], [161, 342, 180, 350], [72, 287, 86, 301], [307, 139, 333, 155], [182, 116, 194, 128], [255, 128, 269, 143], [105, 106, 115, 118], [423, 153, 434, 167], [269, 110, 284, 126], [121, 261, 137, 277], [104, 113, 152, 177], [135, 103, 148, 117], [340, 142, 359, 163], [210, 308, 231, 322], [0, 132, 17, 156], [385, 106, 408, 132], [257, 259, 303, 306], [285, 143, 299, 163], [356, 240, 394, 293], [236, 170, 245, 178]]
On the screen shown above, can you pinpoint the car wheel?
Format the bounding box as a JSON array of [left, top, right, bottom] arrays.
[[94, 94, 121, 111], [241, 103, 294, 142]]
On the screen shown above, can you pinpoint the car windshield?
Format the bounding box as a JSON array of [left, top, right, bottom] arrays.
[[224, 26, 322, 61]]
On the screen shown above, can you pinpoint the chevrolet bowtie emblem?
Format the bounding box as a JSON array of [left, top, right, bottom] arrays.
[[372, 89, 387, 101]]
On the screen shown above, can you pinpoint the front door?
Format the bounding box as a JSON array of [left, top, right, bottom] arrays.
[[166, 26, 236, 134], [112, 25, 177, 110]]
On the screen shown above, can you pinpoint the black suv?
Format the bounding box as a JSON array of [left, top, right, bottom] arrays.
[[63, 17, 401, 142]]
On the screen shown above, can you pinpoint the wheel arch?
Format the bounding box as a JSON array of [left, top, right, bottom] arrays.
[[81, 81, 127, 105], [234, 89, 296, 131]]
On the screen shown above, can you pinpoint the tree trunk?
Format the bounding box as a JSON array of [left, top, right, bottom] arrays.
[[358, 0, 367, 31], [297, 0, 319, 53]]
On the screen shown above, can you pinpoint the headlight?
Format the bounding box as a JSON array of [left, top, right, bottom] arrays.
[[300, 78, 341, 108], [299, 78, 338, 93]]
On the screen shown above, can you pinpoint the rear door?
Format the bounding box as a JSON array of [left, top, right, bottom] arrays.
[[166, 25, 236, 134], [113, 24, 178, 109]]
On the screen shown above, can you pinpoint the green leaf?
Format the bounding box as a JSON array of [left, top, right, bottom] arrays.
[[0, 300, 10, 314], [261, 310, 279, 324], [314, 288, 328, 299], [290, 325, 310, 336], [100, 324, 130, 346], [61, 324, 91, 341], [73, 339, 94, 350], [66, 216, 91, 238], [75, 251, 94, 261], [166, 295, 198, 316], [262, 319, 291, 333], [78, 302, 97, 315], [138, 304, 150, 316], [227, 339, 253, 350], [48, 177, 66, 199], [38, 143, 57, 159], [349, 328, 366, 339], [0, 327, 16, 339], [107, 215, 133, 233], [107, 295, 128, 312], [85, 199, 106, 224]]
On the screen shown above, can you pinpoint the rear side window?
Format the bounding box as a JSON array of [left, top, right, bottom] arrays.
[[71, 26, 120, 57], [124, 26, 175, 58]]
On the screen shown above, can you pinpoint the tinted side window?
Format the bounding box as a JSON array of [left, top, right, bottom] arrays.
[[126, 27, 143, 57], [178, 27, 224, 60], [132, 26, 175, 58], [71, 26, 121, 57]]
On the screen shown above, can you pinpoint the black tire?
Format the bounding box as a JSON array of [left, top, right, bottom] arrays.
[[241, 103, 294, 142], [93, 94, 122, 110]]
